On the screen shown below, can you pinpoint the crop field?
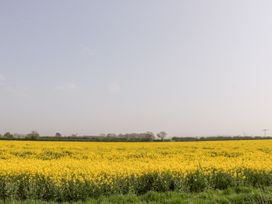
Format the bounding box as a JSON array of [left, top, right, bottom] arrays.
[[0, 140, 272, 201]]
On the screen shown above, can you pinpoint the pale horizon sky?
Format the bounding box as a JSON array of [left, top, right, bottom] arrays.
[[1, 1, 272, 137]]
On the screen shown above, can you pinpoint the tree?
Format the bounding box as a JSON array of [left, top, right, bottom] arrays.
[[157, 131, 167, 141], [145, 131, 155, 140], [55, 132, 62, 137], [26, 131, 40, 140], [3, 132, 13, 139], [107, 133, 116, 137]]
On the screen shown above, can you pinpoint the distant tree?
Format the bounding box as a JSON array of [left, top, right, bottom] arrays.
[[26, 131, 40, 140], [107, 133, 116, 137], [4, 132, 13, 139], [157, 131, 167, 141], [55, 132, 62, 137], [145, 131, 155, 140], [71, 133, 78, 137]]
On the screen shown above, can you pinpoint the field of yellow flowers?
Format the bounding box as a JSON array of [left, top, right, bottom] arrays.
[[0, 140, 272, 201]]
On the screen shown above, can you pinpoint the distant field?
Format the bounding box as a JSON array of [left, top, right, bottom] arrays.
[[1, 140, 272, 201]]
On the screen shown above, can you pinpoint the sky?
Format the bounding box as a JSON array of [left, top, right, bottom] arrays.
[[1, 0, 272, 137]]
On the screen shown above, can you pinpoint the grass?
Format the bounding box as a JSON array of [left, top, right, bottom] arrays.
[[1, 186, 272, 204]]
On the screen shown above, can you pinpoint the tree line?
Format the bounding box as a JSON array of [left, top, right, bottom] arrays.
[[0, 131, 168, 141], [1, 131, 271, 142]]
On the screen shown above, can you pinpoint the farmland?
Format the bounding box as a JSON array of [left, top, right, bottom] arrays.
[[0, 140, 272, 202]]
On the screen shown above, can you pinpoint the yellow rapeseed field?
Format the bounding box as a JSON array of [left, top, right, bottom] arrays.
[[0, 140, 271, 184], [1, 140, 272, 200]]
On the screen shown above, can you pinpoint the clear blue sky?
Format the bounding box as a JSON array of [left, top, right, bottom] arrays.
[[1, 0, 272, 136]]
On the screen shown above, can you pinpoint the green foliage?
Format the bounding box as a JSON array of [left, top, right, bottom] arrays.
[[3, 132, 13, 139], [26, 131, 40, 140], [135, 172, 176, 194], [3, 187, 272, 204], [1, 170, 272, 201], [184, 170, 208, 192], [243, 169, 272, 187], [209, 171, 236, 189]]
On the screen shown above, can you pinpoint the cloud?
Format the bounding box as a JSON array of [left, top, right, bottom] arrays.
[[109, 82, 121, 95], [80, 44, 95, 57], [56, 83, 77, 91]]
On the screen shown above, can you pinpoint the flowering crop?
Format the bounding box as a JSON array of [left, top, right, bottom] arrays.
[[0, 140, 272, 201]]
